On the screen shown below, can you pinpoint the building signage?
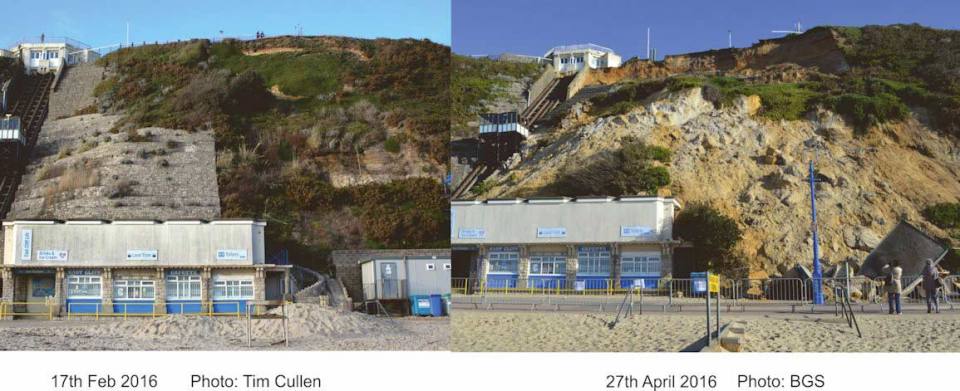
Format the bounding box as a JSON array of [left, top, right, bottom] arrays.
[[621, 225, 654, 237], [14, 268, 55, 275], [20, 229, 32, 261], [634, 279, 646, 289], [458, 228, 486, 239], [36, 250, 68, 261], [578, 245, 609, 252], [67, 269, 100, 276], [537, 227, 567, 238], [691, 272, 708, 293], [167, 270, 199, 276], [127, 250, 159, 261], [574, 280, 586, 291], [216, 249, 248, 261]]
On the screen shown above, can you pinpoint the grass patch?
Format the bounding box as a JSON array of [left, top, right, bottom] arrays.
[[451, 55, 542, 136], [587, 79, 668, 117], [544, 137, 672, 196], [924, 202, 960, 230], [384, 136, 401, 153], [722, 81, 822, 121]]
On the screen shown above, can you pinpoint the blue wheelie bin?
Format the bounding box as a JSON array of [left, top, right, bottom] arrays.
[[410, 295, 433, 316], [429, 294, 444, 317]]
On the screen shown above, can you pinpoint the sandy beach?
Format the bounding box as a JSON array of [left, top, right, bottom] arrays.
[[452, 311, 706, 352], [0, 304, 448, 351], [743, 312, 960, 352], [452, 310, 960, 352]]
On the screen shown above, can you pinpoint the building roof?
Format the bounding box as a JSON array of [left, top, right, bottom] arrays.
[[10, 36, 92, 50], [544, 43, 617, 57], [2, 218, 266, 226], [452, 196, 681, 209]]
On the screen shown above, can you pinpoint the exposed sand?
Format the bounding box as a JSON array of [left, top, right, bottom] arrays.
[[452, 310, 960, 352], [242, 47, 304, 56], [743, 312, 960, 352], [452, 311, 706, 352], [0, 304, 447, 351], [269, 84, 304, 100]]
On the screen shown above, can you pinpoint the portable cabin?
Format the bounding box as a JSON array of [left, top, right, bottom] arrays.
[[359, 255, 451, 314]]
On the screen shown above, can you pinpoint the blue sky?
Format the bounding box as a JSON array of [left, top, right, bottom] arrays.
[[454, 0, 960, 59], [1, 0, 451, 49]]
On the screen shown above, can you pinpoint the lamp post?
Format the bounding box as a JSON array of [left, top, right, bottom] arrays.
[[809, 160, 824, 304]]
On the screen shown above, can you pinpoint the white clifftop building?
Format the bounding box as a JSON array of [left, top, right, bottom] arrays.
[[544, 43, 622, 73], [7, 36, 101, 74]]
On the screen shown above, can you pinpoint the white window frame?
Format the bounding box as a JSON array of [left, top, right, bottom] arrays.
[[487, 251, 519, 274], [621, 253, 662, 275], [30, 50, 42, 59], [577, 247, 611, 275], [114, 279, 156, 301], [165, 274, 202, 300], [529, 253, 566, 276], [46, 50, 58, 59], [212, 278, 254, 300], [66, 275, 102, 299]]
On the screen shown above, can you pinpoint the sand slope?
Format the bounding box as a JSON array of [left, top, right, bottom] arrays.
[[0, 304, 448, 351], [452, 310, 960, 352], [452, 311, 705, 352]]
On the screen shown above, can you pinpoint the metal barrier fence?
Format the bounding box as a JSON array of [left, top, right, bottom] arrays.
[[65, 301, 247, 320], [452, 275, 960, 311], [0, 301, 56, 319], [0, 301, 247, 320]]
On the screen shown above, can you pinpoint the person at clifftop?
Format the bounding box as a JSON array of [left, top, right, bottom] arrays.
[[883, 261, 903, 315]]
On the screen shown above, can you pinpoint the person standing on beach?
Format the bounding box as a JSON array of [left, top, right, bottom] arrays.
[[883, 261, 903, 315], [922, 259, 948, 313]]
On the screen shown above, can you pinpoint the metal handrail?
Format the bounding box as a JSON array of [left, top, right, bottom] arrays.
[[62, 300, 245, 319]]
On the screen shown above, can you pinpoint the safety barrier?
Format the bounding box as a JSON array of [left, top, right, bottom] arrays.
[[452, 275, 960, 312], [62, 301, 246, 320], [0, 301, 56, 320]]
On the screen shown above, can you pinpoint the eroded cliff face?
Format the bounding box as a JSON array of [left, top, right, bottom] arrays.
[[479, 87, 960, 277], [586, 27, 847, 86]]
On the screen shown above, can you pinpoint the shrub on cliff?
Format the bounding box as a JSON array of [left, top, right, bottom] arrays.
[[546, 138, 671, 196], [673, 202, 746, 277], [924, 203, 960, 230]]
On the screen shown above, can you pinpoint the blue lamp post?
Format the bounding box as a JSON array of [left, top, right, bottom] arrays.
[[809, 160, 824, 304]]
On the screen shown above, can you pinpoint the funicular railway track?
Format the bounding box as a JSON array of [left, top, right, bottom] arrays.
[[0, 73, 54, 218]]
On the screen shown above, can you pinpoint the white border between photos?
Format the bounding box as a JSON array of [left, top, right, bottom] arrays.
[[1, 351, 956, 390]]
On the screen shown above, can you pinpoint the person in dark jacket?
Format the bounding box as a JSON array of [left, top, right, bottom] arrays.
[[922, 259, 947, 313]]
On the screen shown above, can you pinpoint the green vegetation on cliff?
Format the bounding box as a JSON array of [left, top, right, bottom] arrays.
[[544, 137, 671, 197], [0, 57, 19, 83], [589, 25, 960, 136], [451, 55, 541, 136], [95, 36, 450, 271], [673, 203, 746, 278]]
